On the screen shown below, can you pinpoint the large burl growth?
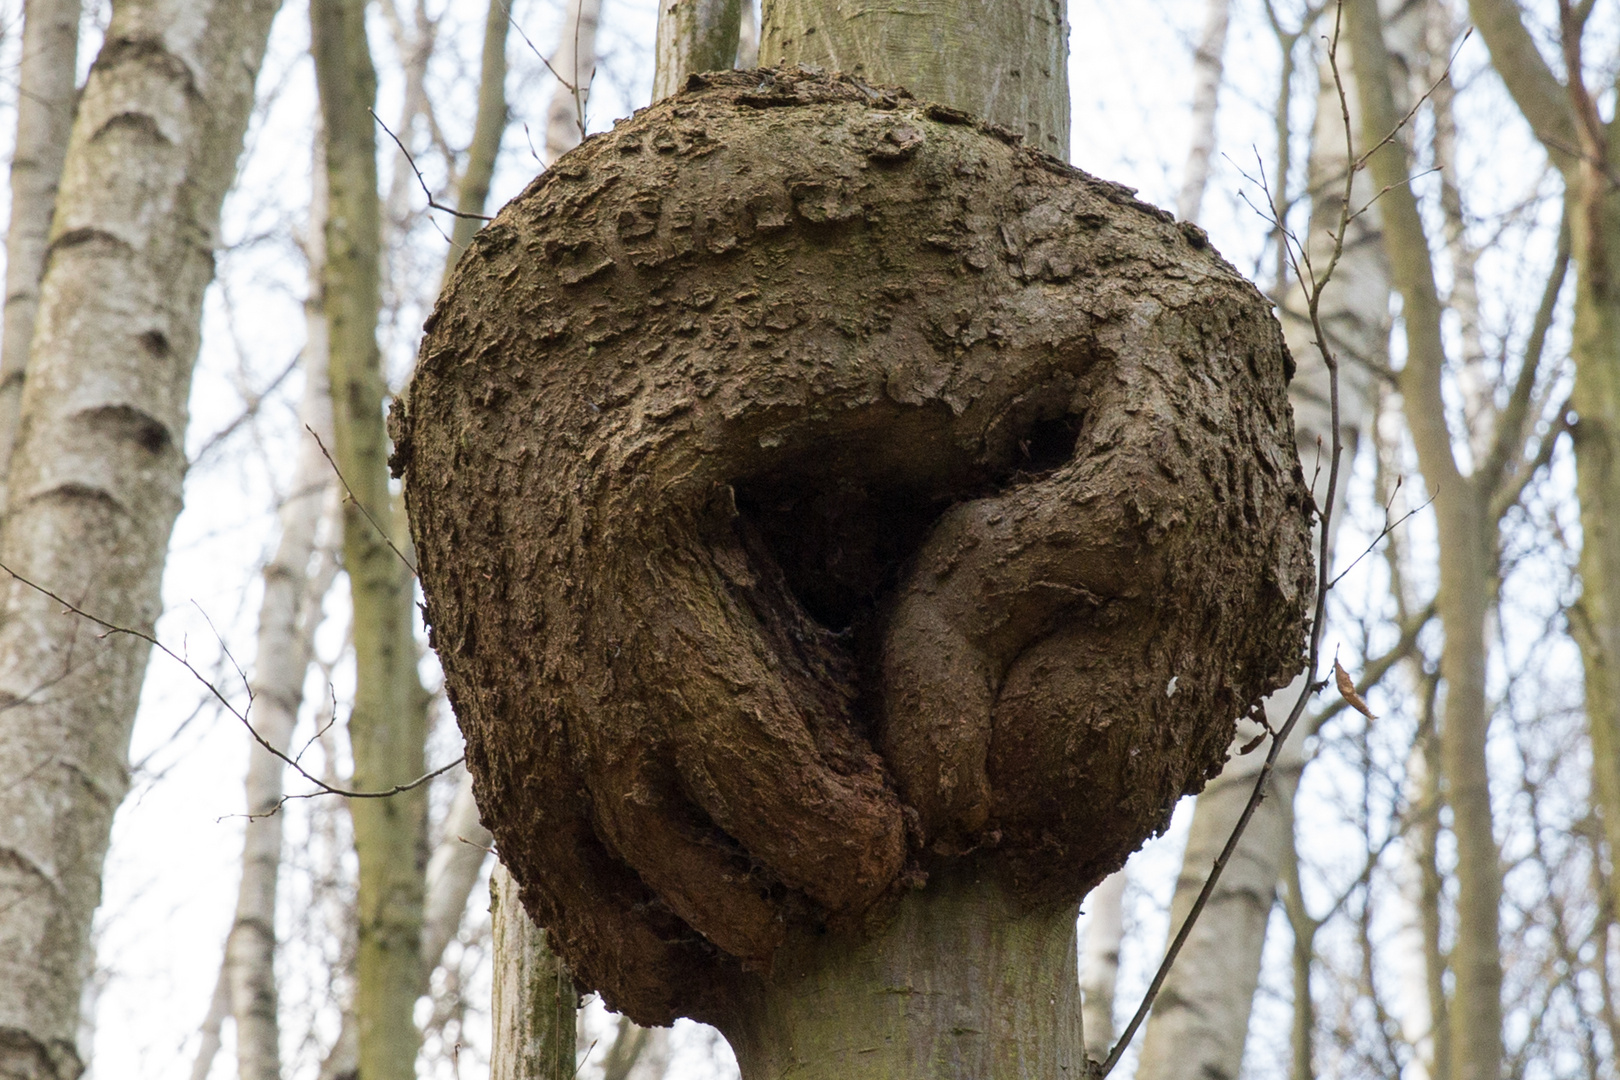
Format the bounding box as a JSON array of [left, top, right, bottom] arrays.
[[394, 69, 1314, 1048]]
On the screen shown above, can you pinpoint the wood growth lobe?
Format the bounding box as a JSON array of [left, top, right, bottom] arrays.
[[394, 69, 1315, 1025]]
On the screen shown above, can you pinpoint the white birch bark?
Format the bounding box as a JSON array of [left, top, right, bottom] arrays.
[[420, 771, 493, 970], [1175, 0, 1229, 224], [0, 3, 281, 1077], [543, 0, 602, 162], [0, 0, 81, 511], [223, 141, 339, 1080], [1079, 867, 1126, 1063], [1132, 5, 1422, 1074]]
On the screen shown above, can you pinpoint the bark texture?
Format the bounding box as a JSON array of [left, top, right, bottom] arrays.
[[0, 2, 280, 1077], [396, 70, 1315, 1044], [760, 0, 1068, 159], [0, 0, 81, 511]]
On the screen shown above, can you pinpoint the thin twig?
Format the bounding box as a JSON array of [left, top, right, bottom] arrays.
[[307, 425, 419, 578], [0, 560, 460, 806], [370, 107, 493, 223], [1098, 5, 1362, 1071]]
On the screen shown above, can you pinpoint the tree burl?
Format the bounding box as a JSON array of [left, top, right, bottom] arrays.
[[393, 69, 1314, 1032]]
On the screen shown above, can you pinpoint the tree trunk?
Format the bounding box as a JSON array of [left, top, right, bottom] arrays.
[[1346, 5, 1502, 1080], [1175, 0, 1229, 224], [545, 0, 602, 157], [311, 2, 429, 1079], [223, 136, 339, 1080], [1466, 0, 1620, 971], [716, 869, 1081, 1080], [0, 3, 280, 1077], [652, 0, 739, 100], [489, 864, 577, 1080], [758, 0, 1069, 159], [445, 0, 510, 262], [1078, 868, 1125, 1063], [0, 0, 80, 512]]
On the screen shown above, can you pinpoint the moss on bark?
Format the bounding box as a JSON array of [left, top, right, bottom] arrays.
[[394, 69, 1313, 1053]]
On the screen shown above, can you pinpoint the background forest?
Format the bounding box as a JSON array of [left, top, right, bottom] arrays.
[[0, 0, 1611, 1078]]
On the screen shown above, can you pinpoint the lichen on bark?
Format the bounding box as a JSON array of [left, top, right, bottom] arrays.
[[394, 69, 1315, 1033]]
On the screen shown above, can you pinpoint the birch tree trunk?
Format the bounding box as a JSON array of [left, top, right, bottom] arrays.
[[222, 140, 339, 1080], [1175, 0, 1228, 224], [1466, 0, 1620, 956], [489, 864, 577, 1080], [544, 0, 601, 160], [1133, 8, 1398, 1074], [0, 3, 281, 1077], [759, 0, 1069, 159], [0, 0, 81, 511], [1346, 5, 1502, 1078], [311, 2, 429, 1078]]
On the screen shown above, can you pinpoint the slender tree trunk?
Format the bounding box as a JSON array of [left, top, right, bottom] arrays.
[[0, 3, 280, 1077], [311, 3, 429, 1079], [0, 0, 80, 511], [445, 0, 510, 263], [223, 137, 339, 1080], [735, 0, 757, 69], [1346, 6, 1501, 1080], [544, 0, 601, 160], [1078, 868, 1125, 1063], [489, 864, 577, 1080], [1466, 0, 1620, 965], [420, 771, 493, 971], [1176, 0, 1229, 224], [188, 967, 232, 1080], [652, 0, 738, 100], [759, 0, 1069, 159]]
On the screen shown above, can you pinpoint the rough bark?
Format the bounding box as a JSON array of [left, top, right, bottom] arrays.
[[1466, 0, 1620, 955], [395, 71, 1314, 1077], [489, 864, 576, 1080], [311, 2, 429, 1079], [1175, 0, 1229, 224], [0, 2, 281, 1077], [544, 0, 600, 161], [223, 143, 339, 1080], [1078, 868, 1125, 1063], [0, 0, 81, 512], [1346, 5, 1502, 1079], [652, 0, 739, 101], [759, 0, 1068, 159]]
